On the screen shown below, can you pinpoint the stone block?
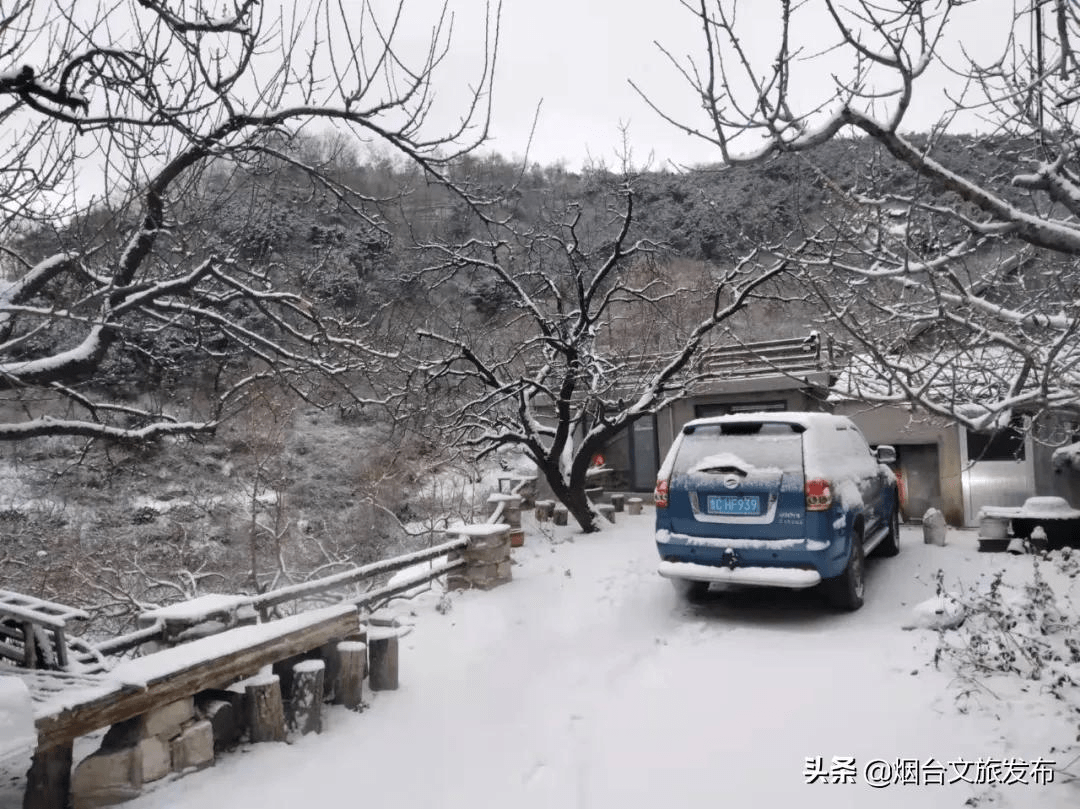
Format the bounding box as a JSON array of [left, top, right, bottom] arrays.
[[922, 508, 947, 546], [447, 571, 471, 591], [465, 543, 511, 564], [553, 506, 568, 526], [468, 531, 509, 551], [72, 746, 143, 809], [100, 717, 145, 751], [468, 561, 496, 579], [139, 736, 171, 783], [144, 697, 194, 739], [170, 720, 215, 773], [596, 504, 615, 523]]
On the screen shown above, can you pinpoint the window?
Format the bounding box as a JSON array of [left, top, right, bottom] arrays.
[[966, 420, 1026, 462]]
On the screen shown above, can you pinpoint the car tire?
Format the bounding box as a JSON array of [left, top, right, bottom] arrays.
[[671, 578, 710, 602], [825, 526, 865, 611], [875, 505, 901, 558]]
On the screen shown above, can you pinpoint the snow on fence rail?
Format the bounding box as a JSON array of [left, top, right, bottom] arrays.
[[250, 538, 468, 612], [85, 538, 469, 658]]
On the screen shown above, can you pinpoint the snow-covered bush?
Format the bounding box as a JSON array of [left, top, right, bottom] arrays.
[[932, 553, 1080, 740]]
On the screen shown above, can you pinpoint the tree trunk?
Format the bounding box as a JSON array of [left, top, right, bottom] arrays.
[[551, 477, 597, 532], [534, 453, 599, 532]]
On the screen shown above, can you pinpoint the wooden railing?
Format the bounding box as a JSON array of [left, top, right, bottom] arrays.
[[697, 333, 842, 380], [87, 537, 469, 660], [524, 333, 844, 392]]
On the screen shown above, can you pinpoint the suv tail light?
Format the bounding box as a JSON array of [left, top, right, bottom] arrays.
[[805, 478, 833, 511], [654, 478, 669, 509]]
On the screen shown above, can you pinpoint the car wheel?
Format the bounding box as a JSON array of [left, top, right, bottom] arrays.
[[826, 526, 865, 611], [875, 506, 901, 558], [671, 578, 710, 603]]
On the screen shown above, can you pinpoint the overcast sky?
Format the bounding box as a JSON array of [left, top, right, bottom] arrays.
[[399, 0, 1018, 171]]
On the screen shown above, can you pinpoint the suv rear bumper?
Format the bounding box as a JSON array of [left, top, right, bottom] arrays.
[[658, 560, 821, 589], [655, 527, 848, 580]]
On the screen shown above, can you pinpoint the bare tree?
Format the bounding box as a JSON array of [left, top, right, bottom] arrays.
[[0, 0, 498, 442], [412, 177, 789, 531], [639, 1, 1080, 444]]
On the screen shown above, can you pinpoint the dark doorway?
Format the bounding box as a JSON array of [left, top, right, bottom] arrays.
[[894, 444, 942, 522], [629, 415, 659, 491]]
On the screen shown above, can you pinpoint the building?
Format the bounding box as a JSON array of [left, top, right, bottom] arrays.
[[602, 333, 1080, 526]]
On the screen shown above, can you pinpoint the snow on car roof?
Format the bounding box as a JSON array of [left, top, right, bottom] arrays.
[[682, 411, 851, 431]]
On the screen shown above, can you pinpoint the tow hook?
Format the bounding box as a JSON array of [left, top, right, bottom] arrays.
[[723, 548, 738, 569]]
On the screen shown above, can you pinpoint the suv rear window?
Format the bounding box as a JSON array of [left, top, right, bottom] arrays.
[[674, 422, 804, 475]]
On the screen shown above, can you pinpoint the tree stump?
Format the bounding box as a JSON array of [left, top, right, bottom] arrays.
[[288, 659, 326, 736], [597, 504, 615, 523], [627, 498, 643, 516], [553, 506, 568, 526], [245, 673, 286, 743], [535, 500, 555, 522], [334, 641, 367, 710], [610, 494, 625, 512], [368, 632, 399, 691], [23, 742, 72, 809]]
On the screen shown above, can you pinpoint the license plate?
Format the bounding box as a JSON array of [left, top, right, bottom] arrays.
[[707, 494, 760, 515]]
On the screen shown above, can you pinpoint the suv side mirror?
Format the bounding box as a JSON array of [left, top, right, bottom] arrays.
[[874, 445, 897, 464]]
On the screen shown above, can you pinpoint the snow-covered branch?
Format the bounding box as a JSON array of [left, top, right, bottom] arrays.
[[0, 0, 500, 442]]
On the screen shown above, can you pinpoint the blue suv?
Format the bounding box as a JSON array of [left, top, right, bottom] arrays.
[[654, 412, 899, 610]]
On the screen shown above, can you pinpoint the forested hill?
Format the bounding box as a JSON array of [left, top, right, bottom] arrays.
[[5, 132, 1025, 392]]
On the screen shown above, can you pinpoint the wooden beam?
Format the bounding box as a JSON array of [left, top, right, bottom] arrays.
[[34, 606, 359, 751]]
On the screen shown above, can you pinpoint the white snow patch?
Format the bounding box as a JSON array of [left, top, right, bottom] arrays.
[[0, 676, 36, 771], [903, 595, 966, 630]]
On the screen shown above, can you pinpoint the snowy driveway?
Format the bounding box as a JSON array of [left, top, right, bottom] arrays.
[[124, 511, 1074, 809]]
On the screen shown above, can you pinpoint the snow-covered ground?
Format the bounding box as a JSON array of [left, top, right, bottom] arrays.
[[7, 508, 1080, 808]]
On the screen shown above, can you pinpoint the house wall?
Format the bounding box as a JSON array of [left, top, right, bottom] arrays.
[[657, 383, 831, 464]]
